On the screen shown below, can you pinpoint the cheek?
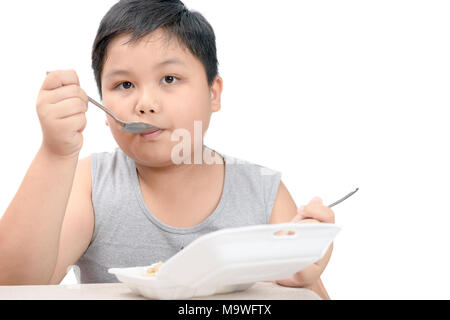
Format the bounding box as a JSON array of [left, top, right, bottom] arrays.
[[109, 125, 132, 147], [101, 93, 114, 108], [170, 111, 211, 141], [102, 94, 129, 118], [169, 95, 212, 132]]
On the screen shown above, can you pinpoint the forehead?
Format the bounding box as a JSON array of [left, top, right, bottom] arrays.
[[103, 29, 193, 72]]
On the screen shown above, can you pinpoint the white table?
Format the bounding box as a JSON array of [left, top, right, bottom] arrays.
[[0, 282, 321, 300]]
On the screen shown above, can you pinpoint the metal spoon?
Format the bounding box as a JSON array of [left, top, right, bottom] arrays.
[[45, 71, 159, 134], [87, 96, 159, 134], [328, 187, 359, 208]]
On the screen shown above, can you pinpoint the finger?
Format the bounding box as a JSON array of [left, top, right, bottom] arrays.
[[77, 114, 88, 133], [52, 97, 89, 119], [298, 218, 321, 224], [296, 206, 305, 216], [291, 214, 304, 223], [41, 69, 80, 91], [303, 203, 335, 223], [58, 113, 87, 132], [43, 84, 88, 105], [310, 197, 323, 204]]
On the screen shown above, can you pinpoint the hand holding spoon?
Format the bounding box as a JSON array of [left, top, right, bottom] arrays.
[[46, 71, 159, 134]]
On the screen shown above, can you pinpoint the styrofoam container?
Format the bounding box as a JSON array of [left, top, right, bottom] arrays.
[[109, 222, 340, 299]]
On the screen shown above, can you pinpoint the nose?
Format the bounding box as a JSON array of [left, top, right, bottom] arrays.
[[136, 105, 159, 115], [135, 91, 161, 115], [135, 103, 160, 115]]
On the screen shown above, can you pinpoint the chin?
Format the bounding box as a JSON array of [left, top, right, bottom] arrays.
[[124, 143, 177, 167]]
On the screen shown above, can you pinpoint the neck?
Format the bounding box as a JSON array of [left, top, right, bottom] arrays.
[[135, 146, 224, 192]]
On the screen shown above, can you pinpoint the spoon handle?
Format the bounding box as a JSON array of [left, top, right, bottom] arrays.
[[87, 96, 125, 127], [328, 188, 359, 208]]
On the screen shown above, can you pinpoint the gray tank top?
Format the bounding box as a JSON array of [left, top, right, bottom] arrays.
[[75, 147, 281, 283]]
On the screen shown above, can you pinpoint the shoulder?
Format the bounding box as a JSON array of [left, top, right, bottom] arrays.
[[268, 180, 298, 224], [90, 148, 125, 166], [221, 152, 297, 225], [75, 148, 127, 194], [221, 152, 285, 222], [89, 148, 129, 179]]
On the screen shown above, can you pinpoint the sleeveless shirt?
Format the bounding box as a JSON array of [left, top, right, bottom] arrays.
[[75, 147, 281, 283]]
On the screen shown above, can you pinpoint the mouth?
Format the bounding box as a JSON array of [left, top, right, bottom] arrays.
[[139, 127, 166, 139], [141, 127, 162, 135]]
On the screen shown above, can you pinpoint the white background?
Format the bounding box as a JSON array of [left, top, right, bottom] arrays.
[[0, 0, 449, 299]]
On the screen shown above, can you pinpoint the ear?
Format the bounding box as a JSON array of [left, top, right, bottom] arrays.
[[210, 76, 223, 113], [105, 118, 110, 127]]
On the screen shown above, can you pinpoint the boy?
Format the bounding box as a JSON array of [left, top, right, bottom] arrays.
[[0, 0, 334, 299]]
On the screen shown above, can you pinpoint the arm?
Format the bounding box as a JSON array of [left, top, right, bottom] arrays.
[[49, 156, 94, 284], [0, 148, 79, 284], [0, 70, 91, 285], [0, 154, 94, 285], [268, 181, 334, 299]]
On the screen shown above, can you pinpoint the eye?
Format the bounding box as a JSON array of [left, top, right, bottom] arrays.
[[115, 81, 134, 90], [161, 75, 180, 85]]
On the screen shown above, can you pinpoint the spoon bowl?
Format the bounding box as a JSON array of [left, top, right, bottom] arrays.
[[88, 96, 159, 134]]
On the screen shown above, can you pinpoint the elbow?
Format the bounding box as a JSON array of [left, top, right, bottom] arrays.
[[0, 264, 53, 285], [0, 251, 53, 286], [0, 271, 53, 286]]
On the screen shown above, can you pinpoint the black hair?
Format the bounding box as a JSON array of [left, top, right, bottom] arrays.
[[91, 0, 219, 99]]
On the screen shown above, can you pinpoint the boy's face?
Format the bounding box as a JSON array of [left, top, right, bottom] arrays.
[[100, 29, 222, 167]]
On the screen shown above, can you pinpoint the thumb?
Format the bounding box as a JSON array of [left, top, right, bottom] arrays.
[[291, 206, 305, 222], [310, 197, 323, 204]]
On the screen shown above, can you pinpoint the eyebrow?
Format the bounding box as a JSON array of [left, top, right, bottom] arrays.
[[105, 58, 186, 79]]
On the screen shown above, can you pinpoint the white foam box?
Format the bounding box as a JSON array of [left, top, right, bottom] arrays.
[[109, 222, 340, 299]]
